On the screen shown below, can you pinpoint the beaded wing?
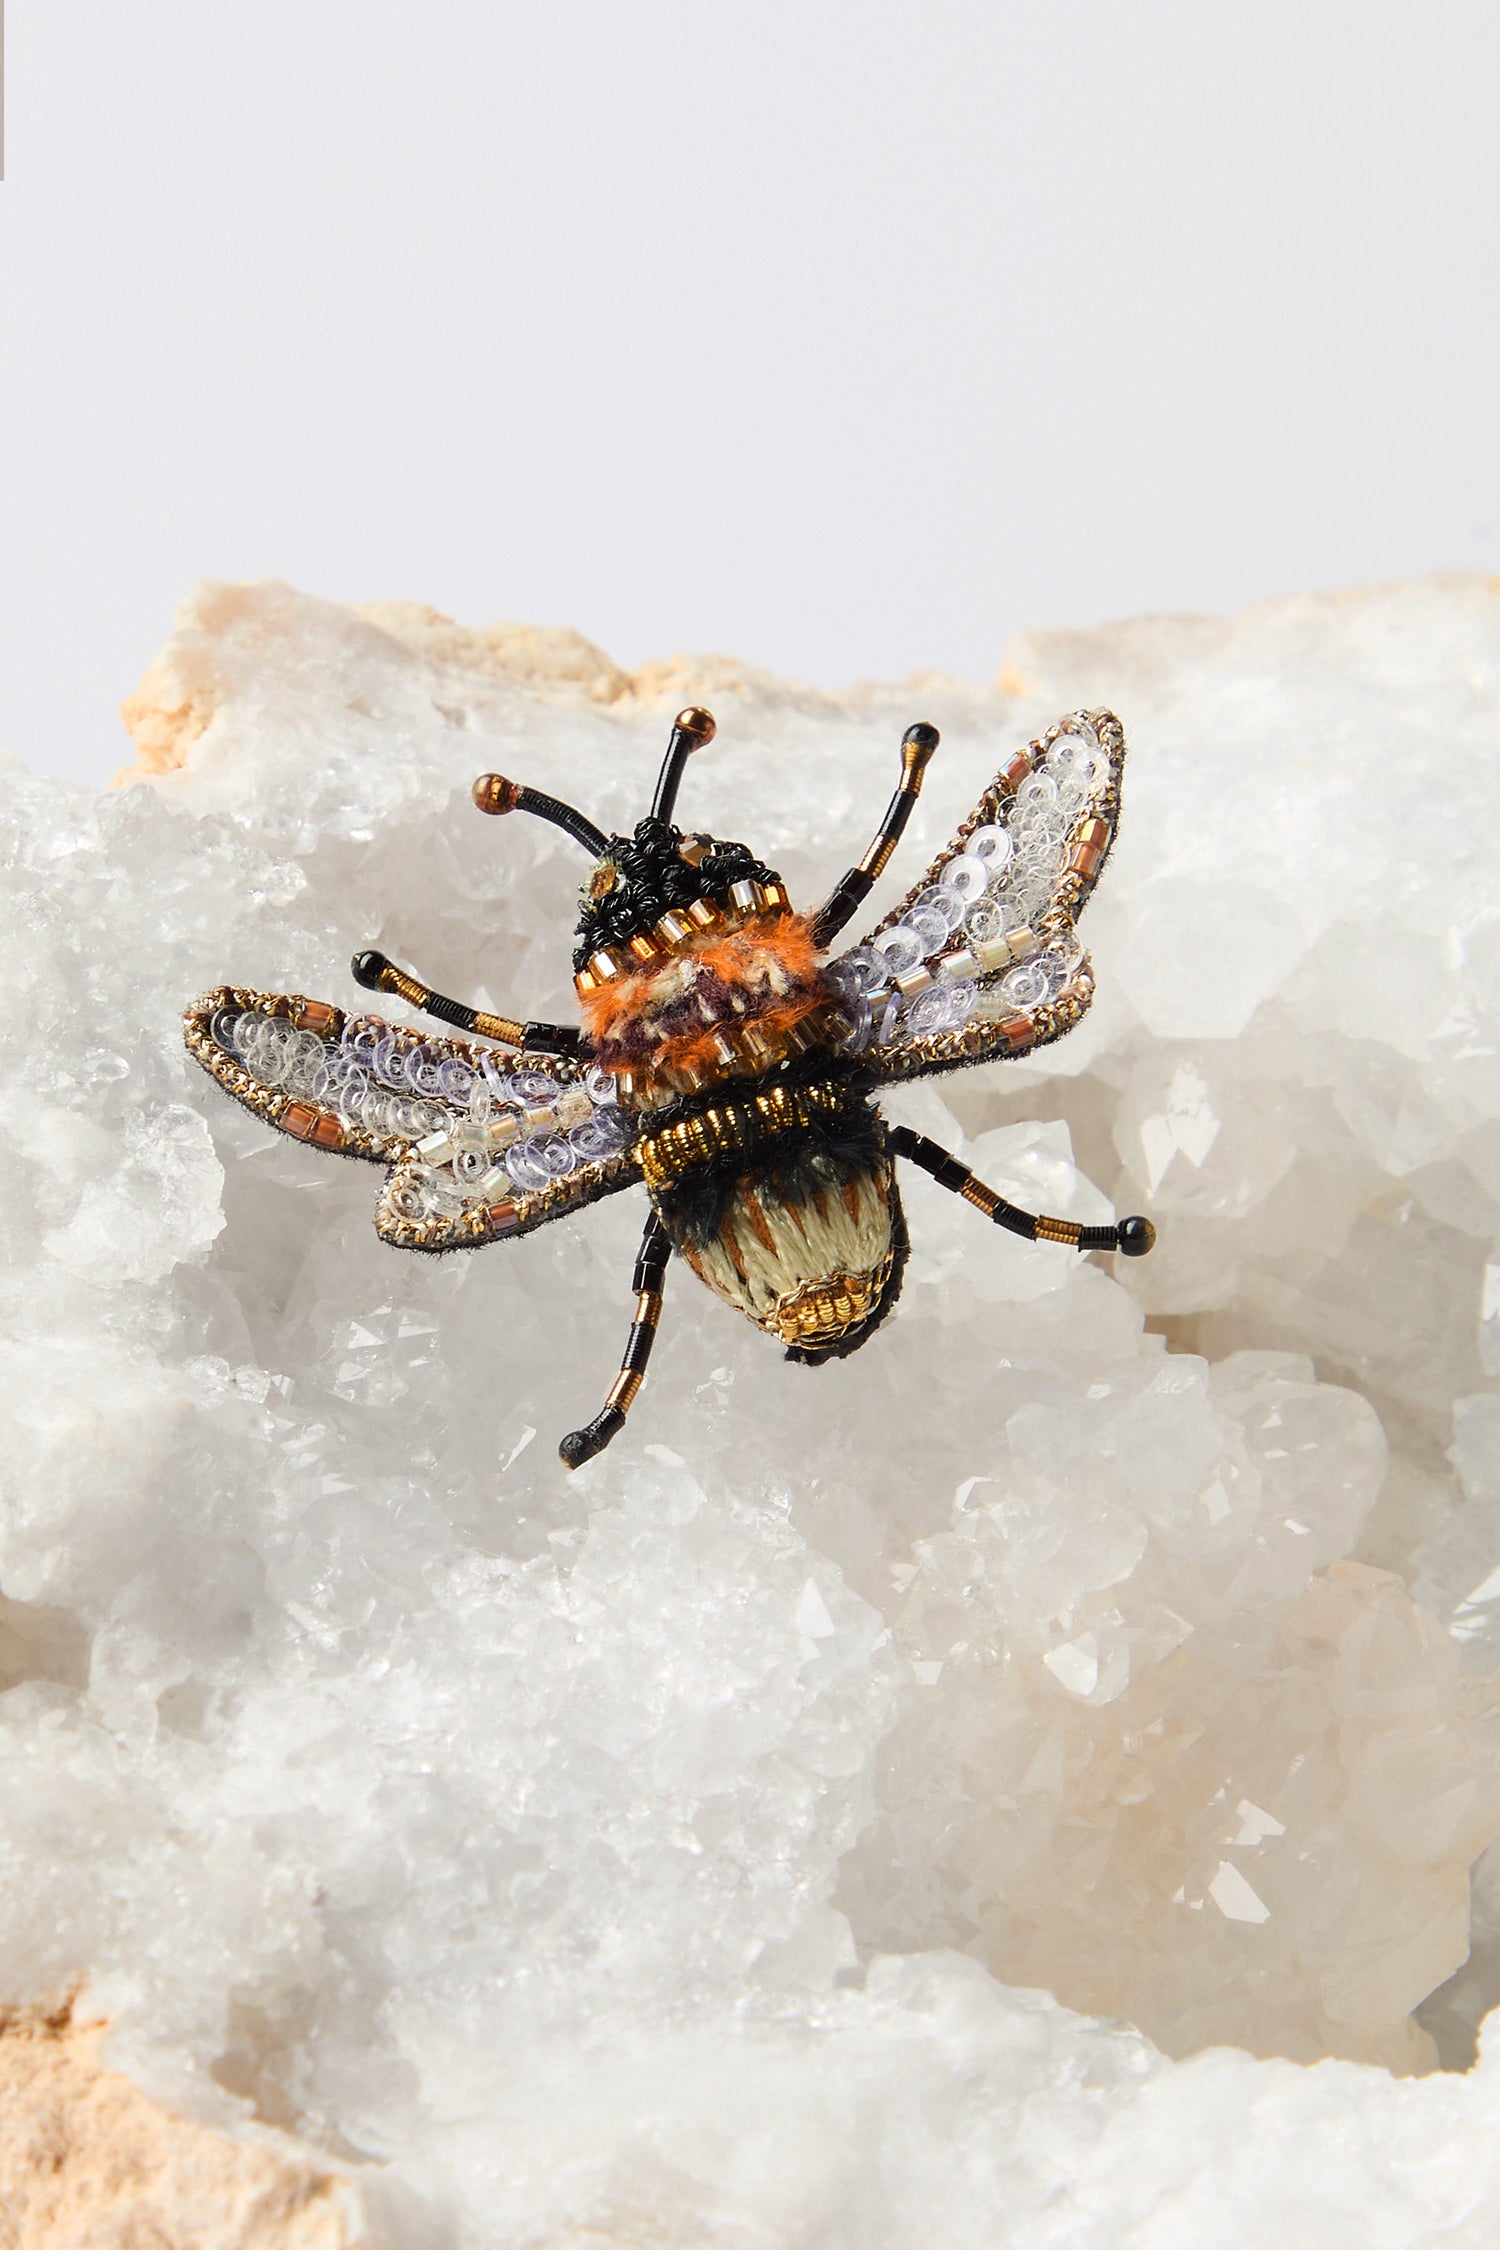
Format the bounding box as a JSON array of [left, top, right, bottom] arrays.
[[823, 710, 1123, 1084], [183, 989, 637, 1251]]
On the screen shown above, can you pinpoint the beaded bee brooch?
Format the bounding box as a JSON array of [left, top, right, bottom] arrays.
[[185, 706, 1155, 1465]]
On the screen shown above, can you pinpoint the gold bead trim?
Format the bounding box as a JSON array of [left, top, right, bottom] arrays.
[[765, 1249, 895, 1344], [636, 1078, 858, 1193], [575, 880, 791, 997], [610, 1002, 840, 1114]]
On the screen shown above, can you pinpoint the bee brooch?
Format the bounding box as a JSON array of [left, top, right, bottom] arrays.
[[184, 705, 1155, 1466]]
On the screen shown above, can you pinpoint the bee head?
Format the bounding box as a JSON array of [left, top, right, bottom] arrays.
[[474, 707, 791, 975], [572, 818, 786, 972]]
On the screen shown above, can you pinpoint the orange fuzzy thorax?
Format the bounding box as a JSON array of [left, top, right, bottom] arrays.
[[580, 913, 828, 1078]]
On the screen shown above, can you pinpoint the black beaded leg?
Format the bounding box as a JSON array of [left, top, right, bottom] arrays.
[[351, 949, 581, 1058], [559, 1212, 672, 1468], [887, 1126, 1156, 1256], [811, 723, 940, 950]]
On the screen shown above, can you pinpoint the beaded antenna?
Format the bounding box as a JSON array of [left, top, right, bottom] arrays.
[[185, 706, 1155, 1465]]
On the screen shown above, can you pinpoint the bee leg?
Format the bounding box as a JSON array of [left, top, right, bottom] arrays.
[[559, 1213, 672, 1468], [350, 950, 582, 1058], [887, 1127, 1156, 1256], [810, 722, 941, 949]]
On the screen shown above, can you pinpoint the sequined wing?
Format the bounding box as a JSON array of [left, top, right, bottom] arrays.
[[183, 986, 639, 1251], [824, 709, 1124, 1083]]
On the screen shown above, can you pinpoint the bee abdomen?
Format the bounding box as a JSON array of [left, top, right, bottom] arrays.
[[676, 1156, 902, 1354]]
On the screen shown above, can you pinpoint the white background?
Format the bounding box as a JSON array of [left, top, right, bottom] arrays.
[[1, 1, 1496, 786]]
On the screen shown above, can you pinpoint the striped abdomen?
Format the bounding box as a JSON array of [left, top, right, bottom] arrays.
[[673, 1154, 901, 1353]]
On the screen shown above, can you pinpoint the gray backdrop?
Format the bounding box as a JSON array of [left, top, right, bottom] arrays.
[[1, 0, 1496, 784]]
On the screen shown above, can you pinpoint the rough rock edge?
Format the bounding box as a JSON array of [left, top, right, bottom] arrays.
[[113, 581, 862, 786], [0, 1991, 361, 2248], [114, 567, 1500, 790]]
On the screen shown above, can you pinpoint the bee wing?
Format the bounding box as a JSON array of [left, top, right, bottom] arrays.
[[183, 985, 639, 1249], [824, 708, 1124, 1084]]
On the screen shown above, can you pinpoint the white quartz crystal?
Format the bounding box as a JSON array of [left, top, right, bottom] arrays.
[[5, 572, 1500, 2241]]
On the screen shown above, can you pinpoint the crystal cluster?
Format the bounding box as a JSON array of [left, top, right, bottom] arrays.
[[3, 572, 1500, 2242]]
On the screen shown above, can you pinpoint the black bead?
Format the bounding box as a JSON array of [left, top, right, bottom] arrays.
[[1117, 1215, 1157, 1257], [351, 949, 389, 990], [559, 1408, 626, 1468]]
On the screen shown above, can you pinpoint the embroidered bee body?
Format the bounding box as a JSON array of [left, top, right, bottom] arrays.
[[184, 703, 1156, 1466]]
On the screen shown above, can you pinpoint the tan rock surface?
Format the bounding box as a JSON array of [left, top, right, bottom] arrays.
[[0, 1997, 360, 2250], [114, 582, 865, 784]]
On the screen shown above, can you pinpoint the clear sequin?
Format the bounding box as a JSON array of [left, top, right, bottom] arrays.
[[402, 1044, 443, 1098], [936, 854, 989, 904], [584, 1063, 619, 1106], [509, 1070, 558, 1102], [437, 1057, 478, 1105], [997, 880, 1053, 930], [538, 1136, 578, 1180], [832, 945, 893, 997], [387, 1177, 428, 1222], [570, 1111, 632, 1159], [833, 990, 874, 1051], [905, 906, 950, 956], [905, 989, 951, 1038], [968, 824, 1014, 873], [342, 1017, 384, 1066], [964, 897, 1007, 946], [372, 1034, 412, 1089], [999, 961, 1052, 1010], [359, 1091, 397, 1139], [915, 885, 967, 933], [388, 1096, 431, 1139], [336, 1073, 374, 1126], [1050, 736, 1109, 801], [874, 925, 926, 976], [1043, 932, 1085, 983], [287, 1032, 329, 1095], [506, 1140, 554, 1193], [1015, 772, 1061, 816], [1047, 722, 1101, 771], [260, 1026, 300, 1086], [311, 1057, 359, 1102]]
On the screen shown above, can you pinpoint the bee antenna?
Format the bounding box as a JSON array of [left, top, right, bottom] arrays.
[[472, 773, 609, 859], [650, 707, 717, 825]]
